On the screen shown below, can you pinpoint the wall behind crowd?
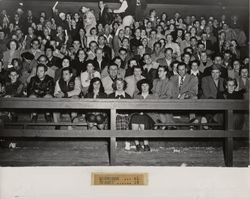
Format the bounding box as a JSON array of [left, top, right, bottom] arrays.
[[0, 0, 249, 36]]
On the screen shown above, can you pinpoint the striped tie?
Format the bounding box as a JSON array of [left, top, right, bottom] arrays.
[[179, 76, 184, 92]]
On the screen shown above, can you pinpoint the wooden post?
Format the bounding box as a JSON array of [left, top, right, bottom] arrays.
[[224, 110, 234, 167], [109, 109, 116, 165], [109, 137, 116, 165]]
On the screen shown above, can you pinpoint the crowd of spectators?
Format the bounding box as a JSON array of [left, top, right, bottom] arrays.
[[0, 0, 248, 151]]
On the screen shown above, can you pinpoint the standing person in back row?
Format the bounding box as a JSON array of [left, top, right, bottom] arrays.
[[127, 0, 147, 21], [113, 0, 128, 18]]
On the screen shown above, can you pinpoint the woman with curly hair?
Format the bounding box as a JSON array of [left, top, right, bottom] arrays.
[[85, 77, 108, 130]]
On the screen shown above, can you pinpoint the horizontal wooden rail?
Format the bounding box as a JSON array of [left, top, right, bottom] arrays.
[[0, 98, 248, 167], [0, 98, 248, 110], [0, 129, 248, 138]]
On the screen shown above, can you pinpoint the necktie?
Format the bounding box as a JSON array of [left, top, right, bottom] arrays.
[[179, 77, 184, 92]]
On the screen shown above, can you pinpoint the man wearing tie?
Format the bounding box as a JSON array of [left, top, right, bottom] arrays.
[[170, 62, 198, 99]]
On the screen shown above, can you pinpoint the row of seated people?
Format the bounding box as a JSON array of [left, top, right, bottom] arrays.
[[0, 61, 248, 151], [0, 59, 248, 121]]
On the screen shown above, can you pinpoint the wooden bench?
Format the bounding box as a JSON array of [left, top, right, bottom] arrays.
[[0, 98, 248, 167]]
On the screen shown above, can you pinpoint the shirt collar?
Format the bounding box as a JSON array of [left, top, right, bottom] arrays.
[[115, 91, 125, 98]]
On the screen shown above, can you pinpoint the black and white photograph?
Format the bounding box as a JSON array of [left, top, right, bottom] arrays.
[[0, 0, 249, 198]]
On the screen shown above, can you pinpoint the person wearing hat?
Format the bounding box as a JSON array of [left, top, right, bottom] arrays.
[[129, 78, 157, 152], [20, 51, 37, 85]]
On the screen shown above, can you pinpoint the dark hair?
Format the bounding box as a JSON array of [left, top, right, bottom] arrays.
[[137, 79, 153, 94], [153, 41, 161, 49], [112, 56, 122, 62], [62, 67, 73, 74], [158, 65, 168, 72], [45, 45, 54, 52], [31, 38, 40, 45], [88, 77, 105, 94], [90, 27, 97, 35], [119, 47, 128, 53], [76, 49, 87, 59], [112, 78, 127, 91], [11, 58, 21, 65], [36, 64, 48, 72], [128, 58, 138, 66], [7, 39, 19, 50], [8, 67, 18, 75], [83, 59, 98, 72], [177, 62, 187, 69], [133, 65, 142, 72], [61, 56, 71, 67], [171, 60, 180, 69], [164, 47, 173, 53], [108, 62, 118, 70], [239, 65, 249, 75], [225, 77, 237, 88], [89, 40, 98, 47], [37, 54, 49, 63], [190, 60, 200, 66]]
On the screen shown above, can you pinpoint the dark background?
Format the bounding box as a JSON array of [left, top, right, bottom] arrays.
[[0, 0, 249, 35]]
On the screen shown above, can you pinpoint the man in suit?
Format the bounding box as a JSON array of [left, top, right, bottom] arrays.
[[189, 60, 203, 98], [203, 55, 228, 79], [98, 0, 113, 26], [141, 53, 158, 83], [170, 62, 198, 99], [156, 48, 175, 72], [201, 64, 225, 99], [201, 64, 225, 124]]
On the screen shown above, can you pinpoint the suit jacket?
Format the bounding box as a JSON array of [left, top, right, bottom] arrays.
[[188, 71, 204, 98], [156, 57, 173, 72], [170, 74, 198, 99], [98, 7, 112, 25], [203, 65, 228, 79], [141, 67, 158, 83], [201, 76, 225, 99]]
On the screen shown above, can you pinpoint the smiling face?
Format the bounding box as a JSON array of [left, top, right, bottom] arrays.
[[108, 65, 118, 79], [9, 41, 17, 50], [62, 59, 70, 68], [116, 79, 124, 91], [178, 64, 187, 77]]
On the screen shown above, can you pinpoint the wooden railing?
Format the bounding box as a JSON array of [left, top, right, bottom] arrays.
[[0, 98, 248, 167]]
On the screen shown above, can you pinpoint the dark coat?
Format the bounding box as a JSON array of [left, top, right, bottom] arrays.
[[27, 75, 54, 97]]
